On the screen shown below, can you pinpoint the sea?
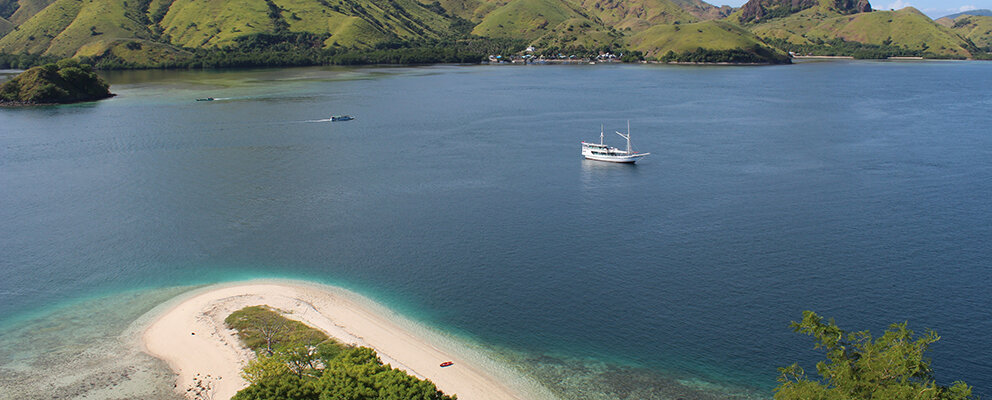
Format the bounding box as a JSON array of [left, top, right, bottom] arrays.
[[1, 61, 990, 399]]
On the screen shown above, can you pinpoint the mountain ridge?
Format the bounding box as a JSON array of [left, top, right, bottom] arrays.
[[0, 0, 985, 66], [938, 9, 992, 21]]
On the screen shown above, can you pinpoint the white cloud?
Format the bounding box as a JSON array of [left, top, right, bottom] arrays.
[[957, 5, 978, 12], [885, 0, 913, 10]]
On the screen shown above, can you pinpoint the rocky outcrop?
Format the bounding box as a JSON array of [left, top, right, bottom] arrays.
[[740, 0, 870, 23], [833, 0, 872, 13], [739, 0, 817, 23], [668, 0, 734, 20]]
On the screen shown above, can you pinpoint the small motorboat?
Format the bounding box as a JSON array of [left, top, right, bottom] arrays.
[[330, 115, 354, 121], [439, 361, 453, 367], [196, 97, 215, 102]]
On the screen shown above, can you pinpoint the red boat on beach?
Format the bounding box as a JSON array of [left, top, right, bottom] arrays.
[[439, 361, 453, 367]]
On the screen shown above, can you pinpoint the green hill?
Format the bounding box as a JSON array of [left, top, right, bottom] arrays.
[[1, 0, 974, 65], [530, 16, 624, 50], [416, 0, 500, 22], [6, 0, 56, 25], [471, 0, 588, 40], [576, 0, 698, 31], [0, 0, 189, 65], [0, 0, 92, 55], [159, 0, 452, 49], [940, 15, 992, 50], [0, 0, 456, 64], [469, 0, 722, 51], [630, 19, 788, 62], [750, 7, 972, 58]]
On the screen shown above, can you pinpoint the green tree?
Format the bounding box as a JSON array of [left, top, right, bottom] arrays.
[[282, 330, 332, 378], [242, 354, 293, 385], [225, 306, 290, 355], [775, 311, 975, 400], [233, 373, 320, 400], [227, 306, 455, 400]]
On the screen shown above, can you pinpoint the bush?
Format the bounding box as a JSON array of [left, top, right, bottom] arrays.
[[226, 306, 455, 400], [776, 311, 975, 400]]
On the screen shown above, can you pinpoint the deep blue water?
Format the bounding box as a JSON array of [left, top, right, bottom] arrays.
[[1, 61, 991, 399]]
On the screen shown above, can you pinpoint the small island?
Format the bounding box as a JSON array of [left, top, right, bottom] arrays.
[[0, 58, 113, 106]]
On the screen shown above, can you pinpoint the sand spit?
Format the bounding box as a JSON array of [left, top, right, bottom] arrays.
[[142, 280, 534, 400]]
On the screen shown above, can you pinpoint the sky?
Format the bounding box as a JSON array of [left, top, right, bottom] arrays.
[[716, 0, 992, 19]]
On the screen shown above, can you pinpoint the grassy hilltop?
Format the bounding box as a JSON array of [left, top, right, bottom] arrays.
[[749, 6, 973, 58], [630, 20, 787, 60], [0, 0, 988, 67]]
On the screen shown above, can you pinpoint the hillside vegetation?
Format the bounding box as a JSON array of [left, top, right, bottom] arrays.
[[750, 7, 973, 58], [0, 17, 12, 37], [5, 0, 56, 25], [0, 0, 988, 67], [0, 0, 456, 64], [940, 15, 992, 50], [471, 0, 588, 40], [669, 0, 732, 20], [630, 19, 785, 60], [577, 0, 698, 31]]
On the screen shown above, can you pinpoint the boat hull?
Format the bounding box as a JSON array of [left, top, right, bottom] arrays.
[[583, 154, 647, 163]]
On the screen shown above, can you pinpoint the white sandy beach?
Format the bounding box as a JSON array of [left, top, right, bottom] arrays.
[[142, 280, 533, 400]]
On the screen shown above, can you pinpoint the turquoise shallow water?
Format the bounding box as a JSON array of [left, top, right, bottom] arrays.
[[1, 62, 991, 399]]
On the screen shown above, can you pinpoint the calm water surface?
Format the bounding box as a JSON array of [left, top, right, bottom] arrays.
[[1, 61, 991, 399]]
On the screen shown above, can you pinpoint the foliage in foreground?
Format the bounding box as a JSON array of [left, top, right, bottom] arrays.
[[226, 306, 455, 400], [775, 311, 975, 400], [0, 58, 111, 104]]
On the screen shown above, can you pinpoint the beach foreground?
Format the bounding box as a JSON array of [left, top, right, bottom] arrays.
[[142, 280, 530, 400]]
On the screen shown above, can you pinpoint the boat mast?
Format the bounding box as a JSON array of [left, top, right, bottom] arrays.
[[600, 125, 604, 145], [626, 120, 632, 154], [615, 121, 633, 154]]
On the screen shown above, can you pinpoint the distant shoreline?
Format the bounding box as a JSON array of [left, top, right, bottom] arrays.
[[792, 55, 856, 59], [141, 280, 543, 400], [0, 94, 115, 107]]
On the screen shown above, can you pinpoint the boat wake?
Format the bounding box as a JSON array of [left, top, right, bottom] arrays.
[[305, 118, 335, 123]]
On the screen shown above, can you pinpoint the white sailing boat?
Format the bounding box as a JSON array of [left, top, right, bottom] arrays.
[[581, 121, 649, 163]]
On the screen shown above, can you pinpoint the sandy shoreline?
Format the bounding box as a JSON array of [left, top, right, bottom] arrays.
[[141, 280, 536, 400]]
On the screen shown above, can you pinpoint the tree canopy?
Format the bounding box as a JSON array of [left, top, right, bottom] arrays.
[[775, 311, 975, 400], [226, 306, 455, 400]]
